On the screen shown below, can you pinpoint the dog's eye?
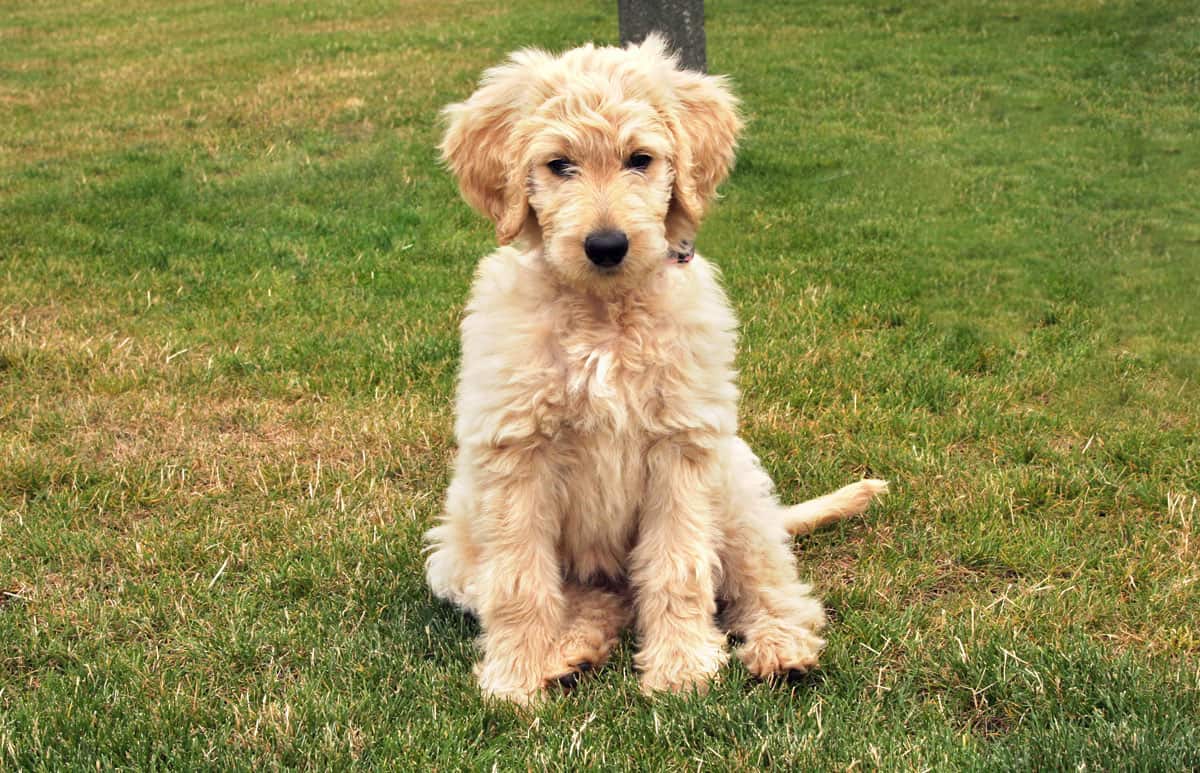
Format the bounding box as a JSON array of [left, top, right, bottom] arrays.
[[625, 153, 652, 172], [547, 158, 576, 177]]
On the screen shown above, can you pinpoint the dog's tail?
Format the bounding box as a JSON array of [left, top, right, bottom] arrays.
[[781, 479, 888, 535]]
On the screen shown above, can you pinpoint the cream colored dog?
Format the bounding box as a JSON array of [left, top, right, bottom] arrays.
[[425, 35, 886, 704]]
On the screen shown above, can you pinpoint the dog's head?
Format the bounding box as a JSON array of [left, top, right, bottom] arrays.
[[441, 35, 742, 290]]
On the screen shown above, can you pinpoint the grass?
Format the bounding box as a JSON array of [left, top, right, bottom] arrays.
[[1, 0, 1198, 768]]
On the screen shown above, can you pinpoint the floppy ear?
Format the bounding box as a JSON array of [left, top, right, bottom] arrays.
[[655, 44, 743, 246], [440, 51, 549, 244]]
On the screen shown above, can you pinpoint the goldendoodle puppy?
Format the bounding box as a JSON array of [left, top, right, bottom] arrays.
[[425, 35, 886, 704]]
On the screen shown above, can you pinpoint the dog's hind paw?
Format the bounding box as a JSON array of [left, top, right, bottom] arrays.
[[547, 661, 593, 691], [736, 624, 825, 682], [543, 587, 631, 690]]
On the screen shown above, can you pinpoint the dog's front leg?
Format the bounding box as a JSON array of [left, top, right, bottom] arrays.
[[631, 437, 729, 695], [472, 444, 566, 704]]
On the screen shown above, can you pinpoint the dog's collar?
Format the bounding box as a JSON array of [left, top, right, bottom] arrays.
[[669, 240, 695, 264]]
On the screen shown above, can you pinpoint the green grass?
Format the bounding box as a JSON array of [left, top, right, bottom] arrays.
[[2, 0, 1198, 768]]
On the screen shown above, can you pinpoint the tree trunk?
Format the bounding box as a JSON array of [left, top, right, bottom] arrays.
[[618, 0, 706, 72]]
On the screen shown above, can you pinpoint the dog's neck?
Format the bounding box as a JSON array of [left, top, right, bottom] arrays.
[[668, 240, 695, 264]]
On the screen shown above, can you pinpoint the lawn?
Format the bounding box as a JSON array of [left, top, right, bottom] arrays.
[[1, 0, 1198, 768]]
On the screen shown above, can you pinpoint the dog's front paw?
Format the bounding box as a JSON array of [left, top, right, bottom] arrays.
[[736, 624, 825, 682], [637, 639, 728, 696], [474, 658, 545, 706]]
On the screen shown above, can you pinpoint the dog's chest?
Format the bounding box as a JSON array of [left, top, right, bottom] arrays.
[[553, 316, 680, 435], [556, 418, 645, 581], [550, 321, 690, 579]]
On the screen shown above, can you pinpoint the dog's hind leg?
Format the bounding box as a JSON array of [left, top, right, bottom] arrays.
[[424, 473, 484, 615], [544, 583, 632, 689], [716, 439, 884, 681]]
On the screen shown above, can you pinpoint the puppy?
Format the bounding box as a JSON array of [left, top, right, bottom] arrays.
[[425, 35, 886, 704]]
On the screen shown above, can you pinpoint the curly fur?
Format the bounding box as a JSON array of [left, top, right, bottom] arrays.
[[425, 35, 887, 704]]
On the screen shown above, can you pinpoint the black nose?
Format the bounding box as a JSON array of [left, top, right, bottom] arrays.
[[584, 230, 628, 267]]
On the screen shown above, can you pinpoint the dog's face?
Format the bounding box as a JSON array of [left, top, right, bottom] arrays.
[[521, 89, 677, 287], [441, 35, 742, 292]]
